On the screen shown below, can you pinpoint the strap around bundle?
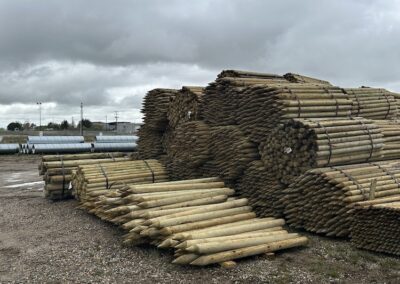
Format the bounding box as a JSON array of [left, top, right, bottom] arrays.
[[97, 164, 109, 189], [143, 160, 155, 183], [332, 166, 368, 200], [316, 122, 333, 165]]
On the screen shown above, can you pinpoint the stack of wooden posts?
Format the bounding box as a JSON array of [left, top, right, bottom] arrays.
[[138, 88, 179, 159], [235, 160, 284, 217], [94, 177, 308, 266], [71, 159, 168, 209], [236, 84, 353, 143], [165, 121, 212, 179], [260, 118, 384, 185], [279, 160, 400, 237], [345, 88, 398, 119], [260, 118, 400, 185], [283, 73, 332, 85], [202, 71, 289, 126], [351, 199, 400, 255], [210, 126, 259, 184], [167, 86, 205, 128], [39, 153, 130, 200]]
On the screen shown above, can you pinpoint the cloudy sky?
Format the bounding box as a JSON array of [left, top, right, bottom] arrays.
[[0, 0, 400, 128]]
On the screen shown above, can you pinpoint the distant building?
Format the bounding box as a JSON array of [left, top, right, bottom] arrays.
[[92, 121, 142, 134]]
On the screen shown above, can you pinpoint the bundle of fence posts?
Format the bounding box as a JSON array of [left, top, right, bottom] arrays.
[[202, 71, 289, 126], [165, 121, 212, 179], [260, 118, 400, 185], [278, 160, 400, 237], [71, 159, 168, 210], [351, 199, 400, 255], [167, 86, 205, 128], [235, 160, 284, 217], [92, 177, 308, 267], [39, 152, 130, 200], [137, 88, 179, 159]]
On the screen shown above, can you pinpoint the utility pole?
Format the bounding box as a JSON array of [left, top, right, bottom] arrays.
[[80, 102, 83, 136], [36, 102, 42, 130], [114, 111, 119, 133], [105, 115, 108, 131]]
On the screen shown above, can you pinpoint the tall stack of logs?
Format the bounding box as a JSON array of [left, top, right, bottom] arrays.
[[235, 160, 284, 217], [351, 199, 400, 255], [236, 84, 353, 143], [39, 153, 130, 200], [279, 160, 400, 237], [138, 88, 179, 159], [165, 121, 211, 179], [168, 86, 205, 128]]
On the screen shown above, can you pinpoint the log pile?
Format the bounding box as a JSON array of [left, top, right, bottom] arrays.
[[235, 160, 285, 217], [138, 88, 179, 159], [237, 84, 353, 143], [209, 126, 259, 183], [351, 199, 400, 255], [260, 118, 400, 185], [344, 88, 398, 119], [95, 177, 308, 266], [39, 153, 130, 200], [202, 71, 289, 126], [283, 73, 332, 85], [71, 159, 168, 209], [167, 86, 205, 128], [165, 121, 212, 179], [279, 160, 400, 237]]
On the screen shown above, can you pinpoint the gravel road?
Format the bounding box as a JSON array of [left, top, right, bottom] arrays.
[[0, 156, 399, 283]]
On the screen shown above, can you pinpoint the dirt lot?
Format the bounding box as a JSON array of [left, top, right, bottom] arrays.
[[0, 156, 399, 283]]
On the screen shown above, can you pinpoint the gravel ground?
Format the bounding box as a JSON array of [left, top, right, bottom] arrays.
[[0, 155, 399, 283]]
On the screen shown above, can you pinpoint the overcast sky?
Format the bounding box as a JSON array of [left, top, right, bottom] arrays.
[[0, 0, 400, 128]]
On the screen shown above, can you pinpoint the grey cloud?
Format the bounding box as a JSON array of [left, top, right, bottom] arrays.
[[0, 0, 400, 127]]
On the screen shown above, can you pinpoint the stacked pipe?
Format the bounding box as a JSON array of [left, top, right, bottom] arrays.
[[235, 160, 285, 217], [137, 88, 179, 159], [165, 121, 212, 179], [345, 88, 398, 119], [202, 71, 289, 126], [167, 86, 205, 128], [100, 178, 308, 266], [71, 160, 168, 208], [209, 126, 259, 184], [236, 83, 353, 143], [39, 153, 130, 200], [351, 199, 400, 255], [279, 160, 400, 237]]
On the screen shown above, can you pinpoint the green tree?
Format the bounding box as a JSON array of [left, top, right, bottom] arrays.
[[7, 122, 23, 131], [47, 122, 60, 130], [77, 119, 93, 129], [60, 120, 69, 130]]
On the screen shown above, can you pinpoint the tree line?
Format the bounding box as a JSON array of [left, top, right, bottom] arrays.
[[6, 119, 93, 131]]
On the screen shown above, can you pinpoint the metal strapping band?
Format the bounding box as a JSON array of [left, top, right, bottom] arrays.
[[108, 153, 115, 161], [323, 87, 339, 116], [357, 119, 375, 161], [381, 91, 392, 119], [60, 156, 66, 199], [347, 89, 361, 116], [143, 160, 155, 183], [372, 163, 400, 189], [287, 88, 302, 118], [98, 164, 109, 189], [332, 166, 368, 199], [317, 122, 333, 165]]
